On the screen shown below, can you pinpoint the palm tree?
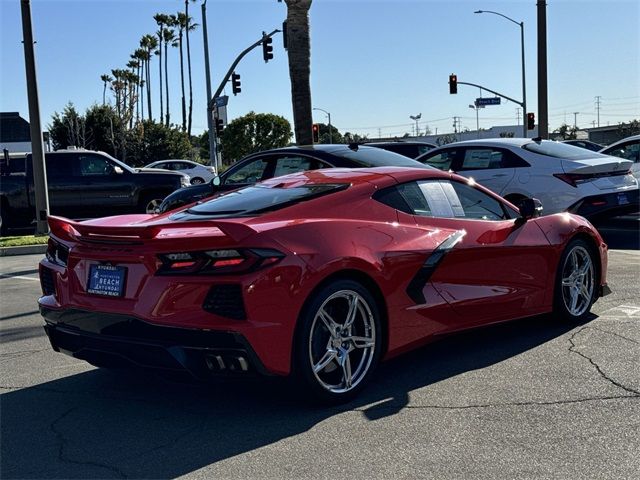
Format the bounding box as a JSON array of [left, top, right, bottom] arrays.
[[100, 74, 112, 105], [184, 1, 198, 136], [140, 34, 158, 121], [132, 49, 146, 121], [126, 59, 140, 122], [175, 13, 188, 132], [153, 13, 170, 123], [284, 0, 313, 145], [162, 26, 176, 127]]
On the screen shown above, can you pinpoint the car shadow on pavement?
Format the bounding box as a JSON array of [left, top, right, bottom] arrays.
[[0, 314, 583, 479]]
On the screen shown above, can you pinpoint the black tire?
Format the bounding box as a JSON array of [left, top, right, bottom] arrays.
[[293, 279, 382, 404], [190, 177, 205, 185], [553, 238, 598, 322], [139, 194, 164, 214]]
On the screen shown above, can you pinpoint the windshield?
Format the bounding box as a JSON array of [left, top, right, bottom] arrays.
[[184, 183, 348, 217], [522, 141, 609, 160], [338, 147, 431, 168]]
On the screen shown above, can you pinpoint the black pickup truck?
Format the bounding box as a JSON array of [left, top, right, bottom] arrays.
[[0, 149, 189, 233]]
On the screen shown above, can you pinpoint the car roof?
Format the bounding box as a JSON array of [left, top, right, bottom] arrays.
[[364, 141, 437, 147], [430, 138, 537, 149], [259, 166, 450, 188], [602, 134, 640, 150]]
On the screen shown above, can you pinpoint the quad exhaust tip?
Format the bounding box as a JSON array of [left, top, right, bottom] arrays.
[[205, 354, 249, 373]]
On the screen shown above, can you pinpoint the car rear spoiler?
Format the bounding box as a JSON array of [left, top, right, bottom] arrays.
[[47, 215, 256, 244]]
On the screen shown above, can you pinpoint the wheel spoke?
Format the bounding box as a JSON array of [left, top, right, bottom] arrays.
[[348, 335, 374, 349], [562, 278, 573, 287], [343, 294, 359, 330], [570, 288, 579, 313], [340, 350, 352, 388], [580, 283, 591, 301], [313, 349, 337, 373], [318, 309, 338, 338]]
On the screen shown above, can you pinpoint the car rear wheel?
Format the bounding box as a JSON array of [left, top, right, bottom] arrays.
[[294, 279, 381, 404], [554, 239, 597, 322], [190, 177, 205, 185]]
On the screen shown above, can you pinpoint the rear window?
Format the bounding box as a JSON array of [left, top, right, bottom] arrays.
[[183, 183, 348, 217], [523, 141, 609, 160], [339, 147, 429, 168]]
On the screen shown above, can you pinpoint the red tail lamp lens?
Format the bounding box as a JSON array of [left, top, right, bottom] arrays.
[[158, 248, 283, 275]]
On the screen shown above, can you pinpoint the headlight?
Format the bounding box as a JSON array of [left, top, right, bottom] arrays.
[[180, 176, 190, 187]]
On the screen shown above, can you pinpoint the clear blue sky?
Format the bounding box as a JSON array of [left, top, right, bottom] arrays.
[[1, 0, 638, 138]]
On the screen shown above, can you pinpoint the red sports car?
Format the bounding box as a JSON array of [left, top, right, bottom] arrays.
[[39, 167, 609, 402]]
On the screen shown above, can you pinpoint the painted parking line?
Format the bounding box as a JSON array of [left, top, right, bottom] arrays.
[[0, 274, 39, 282]]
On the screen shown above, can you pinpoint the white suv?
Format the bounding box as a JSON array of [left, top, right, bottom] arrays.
[[416, 138, 638, 218]]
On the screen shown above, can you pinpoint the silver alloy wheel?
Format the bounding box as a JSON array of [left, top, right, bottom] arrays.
[[145, 199, 163, 214], [561, 245, 594, 317], [308, 290, 376, 393], [191, 177, 204, 185]]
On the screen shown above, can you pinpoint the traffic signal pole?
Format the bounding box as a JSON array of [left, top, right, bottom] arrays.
[[20, 0, 49, 235]]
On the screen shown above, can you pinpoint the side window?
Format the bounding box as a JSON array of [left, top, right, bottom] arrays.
[[78, 155, 113, 176], [448, 181, 510, 220], [224, 158, 269, 185], [43, 154, 74, 178], [273, 156, 314, 177], [461, 148, 502, 170], [180, 162, 195, 170], [420, 149, 458, 170], [610, 143, 639, 163]]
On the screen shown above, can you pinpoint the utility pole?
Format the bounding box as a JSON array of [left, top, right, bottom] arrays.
[[595, 95, 601, 127], [537, 0, 549, 138], [20, 0, 49, 234], [573, 112, 579, 129], [201, 0, 218, 171]]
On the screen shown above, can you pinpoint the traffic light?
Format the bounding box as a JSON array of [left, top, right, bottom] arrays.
[[312, 124, 320, 143], [449, 74, 457, 94], [215, 117, 224, 136], [231, 73, 241, 95], [262, 36, 273, 62], [527, 112, 535, 130]]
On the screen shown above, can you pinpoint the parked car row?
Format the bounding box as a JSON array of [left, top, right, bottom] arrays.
[[0, 149, 189, 234]]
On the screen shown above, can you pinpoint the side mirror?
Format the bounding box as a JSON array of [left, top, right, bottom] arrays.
[[519, 198, 543, 220], [211, 175, 221, 186], [113, 166, 124, 175]]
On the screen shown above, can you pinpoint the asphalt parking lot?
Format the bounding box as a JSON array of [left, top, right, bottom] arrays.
[[1, 220, 638, 479]]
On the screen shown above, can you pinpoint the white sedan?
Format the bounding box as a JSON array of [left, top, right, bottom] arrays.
[[416, 138, 638, 218], [144, 159, 216, 185]]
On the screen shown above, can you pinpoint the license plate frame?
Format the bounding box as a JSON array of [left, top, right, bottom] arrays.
[[87, 264, 127, 297]]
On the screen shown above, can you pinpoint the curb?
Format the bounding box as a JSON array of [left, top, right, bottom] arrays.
[[0, 244, 47, 257]]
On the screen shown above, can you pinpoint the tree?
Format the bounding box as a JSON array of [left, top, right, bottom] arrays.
[[554, 123, 578, 140], [315, 123, 343, 144], [284, 0, 313, 145], [153, 13, 170, 124], [134, 120, 192, 165], [162, 26, 176, 127], [131, 49, 146, 121], [49, 103, 87, 150], [343, 132, 368, 144], [184, 1, 198, 137], [220, 112, 293, 164], [174, 13, 189, 132], [140, 34, 158, 121], [100, 74, 112, 105], [617, 119, 640, 138]]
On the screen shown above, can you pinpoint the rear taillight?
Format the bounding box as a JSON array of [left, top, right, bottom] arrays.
[[554, 169, 631, 188], [157, 248, 284, 275], [46, 238, 69, 266]]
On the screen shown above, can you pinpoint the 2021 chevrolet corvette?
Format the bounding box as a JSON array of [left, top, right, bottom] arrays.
[[39, 167, 609, 402]]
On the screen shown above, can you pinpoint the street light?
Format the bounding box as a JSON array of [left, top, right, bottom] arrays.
[[469, 104, 480, 138], [410, 113, 421, 137], [312, 107, 332, 143], [475, 9, 527, 138]]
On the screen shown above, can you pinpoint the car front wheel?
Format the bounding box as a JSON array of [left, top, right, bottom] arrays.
[[294, 279, 381, 404], [554, 239, 597, 322], [190, 177, 205, 185]]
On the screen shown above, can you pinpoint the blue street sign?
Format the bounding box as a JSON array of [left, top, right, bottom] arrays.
[[476, 97, 501, 106], [214, 95, 229, 108]]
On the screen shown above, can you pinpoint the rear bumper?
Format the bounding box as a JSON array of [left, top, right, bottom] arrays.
[[40, 307, 270, 379], [568, 189, 639, 219]]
